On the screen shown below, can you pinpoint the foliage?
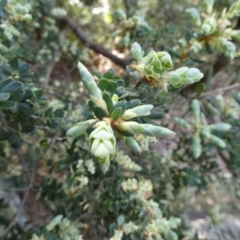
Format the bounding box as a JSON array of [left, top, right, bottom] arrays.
[[0, 0, 240, 240]]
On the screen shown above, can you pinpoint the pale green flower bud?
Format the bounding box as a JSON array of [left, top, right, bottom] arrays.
[[209, 123, 231, 132], [167, 73, 183, 88], [117, 121, 145, 134], [169, 67, 203, 87], [185, 8, 201, 26], [131, 42, 144, 61], [178, 38, 188, 47], [89, 121, 116, 173], [121, 104, 153, 120], [201, 17, 217, 35], [66, 119, 96, 140], [141, 124, 176, 137], [190, 41, 202, 53], [156, 51, 173, 70], [118, 121, 175, 137], [217, 38, 236, 59], [184, 68, 204, 82]]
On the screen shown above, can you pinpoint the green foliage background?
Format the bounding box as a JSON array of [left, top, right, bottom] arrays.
[[0, 0, 240, 239]]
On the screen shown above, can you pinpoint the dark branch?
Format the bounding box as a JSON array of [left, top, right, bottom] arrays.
[[61, 17, 132, 69]]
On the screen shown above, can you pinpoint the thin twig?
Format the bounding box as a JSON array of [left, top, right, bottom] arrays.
[[61, 17, 132, 69], [200, 83, 240, 97], [0, 186, 31, 239]]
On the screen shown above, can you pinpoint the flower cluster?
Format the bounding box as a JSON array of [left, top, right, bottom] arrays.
[[186, 0, 240, 59], [66, 62, 175, 173], [108, 178, 181, 239], [175, 99, 231, 159], [128, 42, 203, 90], [115, 151, 142, 171]]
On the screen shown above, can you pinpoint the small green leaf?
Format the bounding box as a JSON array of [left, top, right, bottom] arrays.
[[116, 79, 125, 87], [33, 89, 43, 99], [0, 92, 10, 101], [40, 139, 50, 148], [37, 96, 48, 105], [103, 69, 114, 79], [1, 80, 22, 93], [149, 110, 165, 119], [8, 134, 22, 149], [93, 106, 108, 120], [0, 130, 12, 141], [54, 109, 64, 118], [88, 100, 95, 111], [98, 78, 109, 91], [112, 101, 127, 114], [205, 41, 214, 54], [9, 57, 19, 70], [103, 92, 113, 112], [111, 107, 122, 119], [115, 86, 128, 98], [44, 108, 53, 118], [0, 101, 16, 109], [115, 128, 134, 137], [108, 81, 118, 93], [188, 52, 205, 63], [86, 121, 98, 135], [126, 99, 140, 109]]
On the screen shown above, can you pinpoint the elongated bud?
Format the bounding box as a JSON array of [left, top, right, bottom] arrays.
[[174, 117, 192, 129], [78, 62, 103, 100], [117, 121, 175, 137], [192, 134, 202, 159], [121, 104, 153, 120], [89, 121, 116, 173], [131, 42, 143, 61], [191, 99, 201, 118], [66, 119, 96, 140], [117, 121, 145, 134], [141, 124, 176, 137], [209, 123, 231, 132], [208, 135, 226, 148], [123, 137, 142, 153]]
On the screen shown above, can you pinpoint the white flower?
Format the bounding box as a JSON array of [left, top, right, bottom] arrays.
[[109, 230, 123, 240], [89, 121, 116, 173]]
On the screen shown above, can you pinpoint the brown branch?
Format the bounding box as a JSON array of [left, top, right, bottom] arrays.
[[61, 17, 132, 69]]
